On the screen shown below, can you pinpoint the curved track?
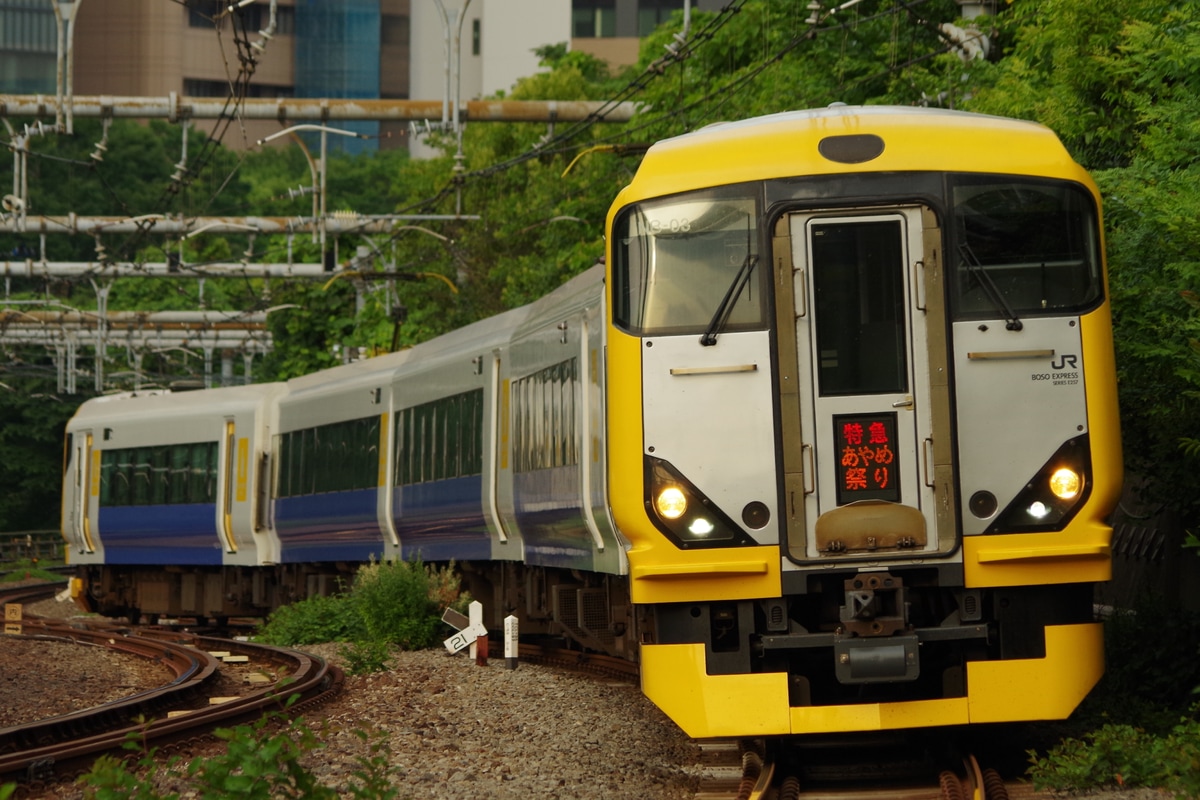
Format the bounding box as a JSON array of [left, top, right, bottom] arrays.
[[1, 585, 1046, 800], [0, 597, 343, 795]]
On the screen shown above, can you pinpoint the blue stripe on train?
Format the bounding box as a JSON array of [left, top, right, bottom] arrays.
[[275, 489, 385, 562], [395, 475, 490, 562], [97, 503, 223, 565], [514, 466, 592, 570]]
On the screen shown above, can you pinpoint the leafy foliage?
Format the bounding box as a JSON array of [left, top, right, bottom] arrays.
[[1028, 718, 1200, 799], [81, 747, 181, 800], [1024, 597, 1200, 795], [952, 1, 1200, 519], [256, 591, 363, 647], [76, 709, 400, 800], [187, 710, 338, 800], [350, 558, 467, 650], [0, 378, 79, 530], [257, 559, 470, 673]]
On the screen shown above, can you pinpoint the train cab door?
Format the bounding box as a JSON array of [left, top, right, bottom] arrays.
[[65, 431, 98, 555], [787, 208, 952, 562]]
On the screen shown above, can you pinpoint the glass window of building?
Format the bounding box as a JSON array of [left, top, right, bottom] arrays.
[[638, 0, 685, 36], [572, 0, 615, 37]]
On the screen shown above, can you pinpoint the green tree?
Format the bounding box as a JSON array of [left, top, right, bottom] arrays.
[[0, 378, 78, 530], [964, 3, 1200, 518]]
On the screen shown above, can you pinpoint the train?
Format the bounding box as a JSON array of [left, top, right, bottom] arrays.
[[61, 105, 1122, 739]]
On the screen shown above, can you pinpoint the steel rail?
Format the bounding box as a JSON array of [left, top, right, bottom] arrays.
[[0, 620, 220, 755], [0, 625, 343, 792]]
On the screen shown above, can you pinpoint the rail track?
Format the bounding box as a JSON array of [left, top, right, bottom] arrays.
[[1, 582, 1053, 800], [0, 586, 343, 796], [690, 739, 1049, 800], [500, 643, 1041, 800]]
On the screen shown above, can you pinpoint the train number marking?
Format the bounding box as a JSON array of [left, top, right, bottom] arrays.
[[443, 623, 488, 654]]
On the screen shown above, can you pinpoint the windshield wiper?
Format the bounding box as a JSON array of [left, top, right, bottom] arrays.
[[701, 217, 757, 347], [700, 252, 758, 346], [959, 242, 1023, 331]]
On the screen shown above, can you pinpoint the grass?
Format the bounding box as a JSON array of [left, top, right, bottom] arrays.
[[0, 558, 67, 583]]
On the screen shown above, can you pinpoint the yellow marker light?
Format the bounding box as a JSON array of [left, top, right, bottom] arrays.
[[655, 486, 688, 520], [1049, 468, 1082, 500]]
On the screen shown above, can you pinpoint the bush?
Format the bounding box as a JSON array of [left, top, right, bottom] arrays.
[[338, 639, 393, 676], [351, 559, 467, 650], [1029, 717, 1200, 799], [257, 592, 364, 646], [256, 559, 471, 664]]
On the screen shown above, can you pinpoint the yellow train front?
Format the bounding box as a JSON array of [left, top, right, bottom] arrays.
[[605, 106, 1122, 738]]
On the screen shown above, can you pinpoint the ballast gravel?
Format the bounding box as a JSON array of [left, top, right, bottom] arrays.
[[302, 644, 703, 799]]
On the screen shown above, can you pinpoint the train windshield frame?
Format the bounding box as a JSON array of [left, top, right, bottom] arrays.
[[950, 175, 1103, 319], [611, 186, 767, 337]]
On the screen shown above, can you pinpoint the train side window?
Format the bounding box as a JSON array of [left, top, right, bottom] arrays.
[[150, 447, 170, 505], [277, 432, 292, 498], [132, 448, 152, 506], [169, 445, 189, 503], [950, 176, 1103, 318], [364, 416, 380, 489], [613, 187, 765, 337], [395, 408, 410, 485], [190, 442, 214, 503], [512, 358, 579, 473], [394, 389, 485, 486], [101, 450, 116, 506]]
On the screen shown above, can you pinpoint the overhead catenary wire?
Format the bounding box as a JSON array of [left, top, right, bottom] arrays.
[[3, 0, 971, 392]]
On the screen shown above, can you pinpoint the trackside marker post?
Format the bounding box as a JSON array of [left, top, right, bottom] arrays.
[[442, 607, 469, 631], [443, 623, 487, 654], [442, 604, 487, 654], [505, 614, 519, 669], [4, 603, 22, 635], [468, 600, 486, 666]]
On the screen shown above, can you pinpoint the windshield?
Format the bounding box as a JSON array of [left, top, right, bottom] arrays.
[[612, 187, 765, 336], [951, 176, 1103, 319]]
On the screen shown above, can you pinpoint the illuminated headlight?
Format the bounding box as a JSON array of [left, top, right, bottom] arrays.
[[655, 487, 688, 519], [644, 456, 751, 548], [1027, 501, 1050, 519], [1049, 468, 1081, 500], [987, 435, 1091, 534]]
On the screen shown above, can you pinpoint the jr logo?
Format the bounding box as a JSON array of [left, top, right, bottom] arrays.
[[1051, 354, 1078, 370]]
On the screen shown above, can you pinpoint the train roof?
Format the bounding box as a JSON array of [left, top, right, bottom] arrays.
[[67, 382, 287, 428], [387, 302, 531, 379], [612, 105, 1093, 207], [513, 263, 604, 341]]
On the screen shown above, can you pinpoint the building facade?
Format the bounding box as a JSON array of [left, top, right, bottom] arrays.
[[0, 0, 719, 152]]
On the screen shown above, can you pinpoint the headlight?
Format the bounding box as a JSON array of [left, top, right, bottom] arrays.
[[644, 456, 755, 548], [655, 486, 688, 519], [1049, 467, 1081, 500], [987, 435, 1091, 533]]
